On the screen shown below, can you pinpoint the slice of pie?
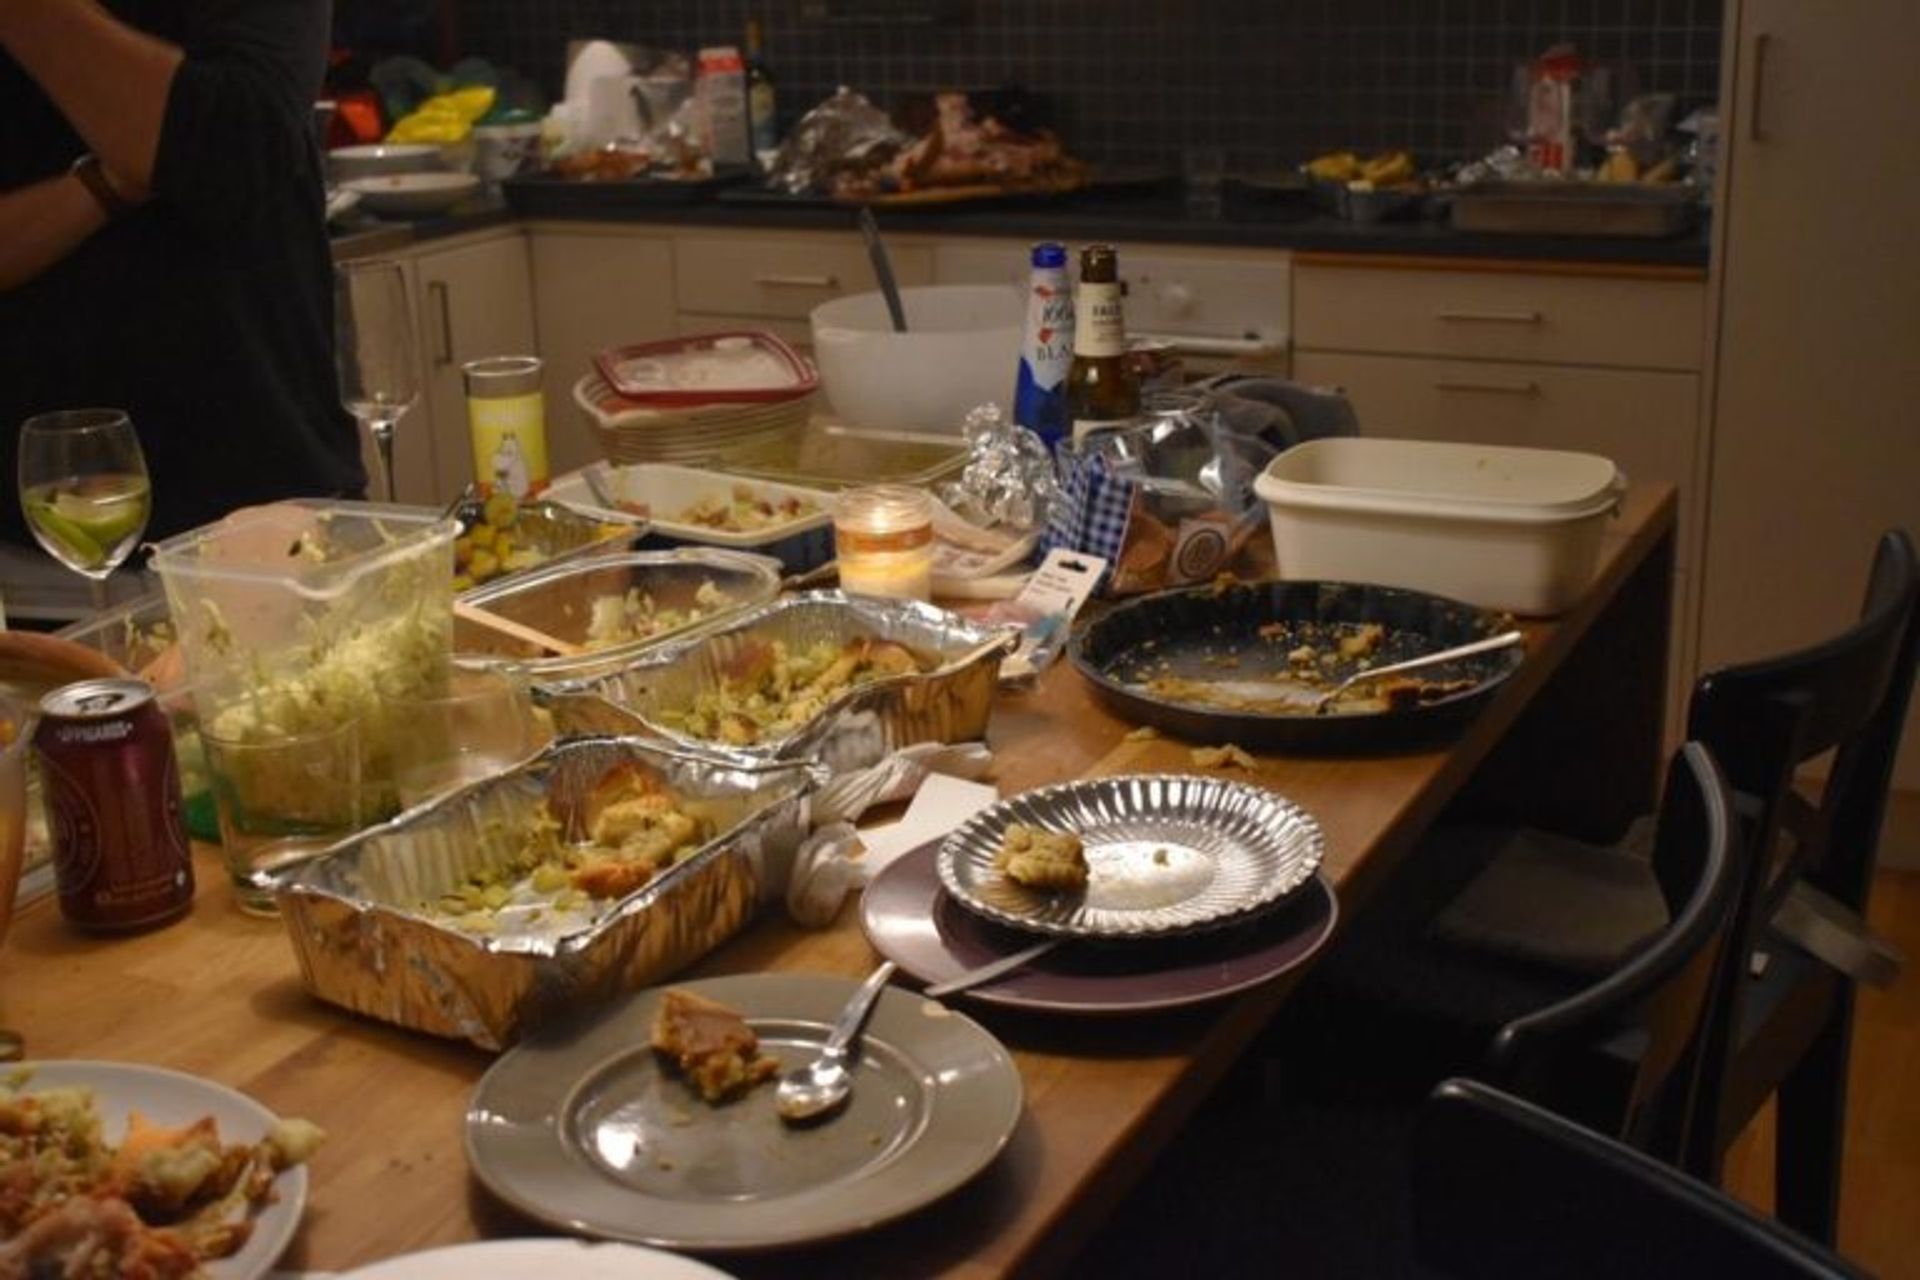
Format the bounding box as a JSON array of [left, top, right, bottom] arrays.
[[649, 989, 780, 1104], [995, 823, 1089, 891]]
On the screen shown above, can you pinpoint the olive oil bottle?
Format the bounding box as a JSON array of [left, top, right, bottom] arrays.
[[1065, 243, 1139, 444]]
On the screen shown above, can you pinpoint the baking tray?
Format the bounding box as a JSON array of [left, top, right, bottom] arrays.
[[711, 424, 969, 491], [539, 592, 1019, 774], [1069, 579, 1524, 753], [1447, 181, 1697, 238], [270, 735, 823, 1049], [454, 547, 783, 683], [500, 167, 749, 216]]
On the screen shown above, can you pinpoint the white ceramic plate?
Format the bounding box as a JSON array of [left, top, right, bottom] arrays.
[[10, 1060, 310, 1279], [343, 171, 481, 218], [340, 1239, 736, 1279]]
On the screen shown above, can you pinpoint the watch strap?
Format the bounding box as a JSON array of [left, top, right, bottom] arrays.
[[70, 153, 134, 220]]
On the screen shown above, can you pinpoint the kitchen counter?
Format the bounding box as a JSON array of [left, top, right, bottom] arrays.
[[333, 184, 1710, 272]]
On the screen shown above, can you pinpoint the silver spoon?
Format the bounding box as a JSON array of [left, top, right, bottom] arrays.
[[775, 960, 896, 1124]]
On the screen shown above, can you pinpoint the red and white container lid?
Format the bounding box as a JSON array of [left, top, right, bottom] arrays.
[[592, 331, 818, 408]]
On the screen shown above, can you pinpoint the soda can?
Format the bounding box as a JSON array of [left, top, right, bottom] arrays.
[[33, 677, 194, 933]]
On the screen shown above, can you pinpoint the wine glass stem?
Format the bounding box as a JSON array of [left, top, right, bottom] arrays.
[[88, 575, 109, 612], [370, 417, 398, 503]]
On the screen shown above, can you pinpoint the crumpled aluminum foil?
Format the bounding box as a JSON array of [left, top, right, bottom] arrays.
[[939, 403, 1062, 533], [764, 85, 909, 196]]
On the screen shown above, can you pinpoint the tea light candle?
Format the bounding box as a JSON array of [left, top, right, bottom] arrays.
[[834, 485, 935, 601]]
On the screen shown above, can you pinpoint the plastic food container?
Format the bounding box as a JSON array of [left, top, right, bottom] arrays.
[[550, 463, 835, 574], [150, 500, 460, 817], [713, 424, 970, 491], [809, 285, 1022, 432], [592, 331, 817, 406], [1254, 438, 1625, 615]]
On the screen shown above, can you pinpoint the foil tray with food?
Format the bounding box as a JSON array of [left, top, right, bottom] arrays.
[[454, 547, 782, 684], [270, 735, 824, 1049], [450, 489, 648, 592], [539, 592, 1019, 774]]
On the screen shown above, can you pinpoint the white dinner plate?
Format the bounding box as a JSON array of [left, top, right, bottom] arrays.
[[339, 1238, 736, 1279], [342, 171, 481, 218], [9, 1060, 310, 1280]]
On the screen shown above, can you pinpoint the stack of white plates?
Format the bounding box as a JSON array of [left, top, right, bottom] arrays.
[[572, 371, 813, 465]]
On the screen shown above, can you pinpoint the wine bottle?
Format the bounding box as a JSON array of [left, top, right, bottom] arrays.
[[1065, 243, 1140, 444], [745, 17, 779, 162], [1013, 241, 1074, 451]]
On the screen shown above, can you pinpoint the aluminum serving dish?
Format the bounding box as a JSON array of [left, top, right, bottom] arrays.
[[454, 548, 783, 683], [540, 592, 1020, 774], [936, 774, 1325, 940], [452, 492, 648, 592], [271, 735, 823, 1050]]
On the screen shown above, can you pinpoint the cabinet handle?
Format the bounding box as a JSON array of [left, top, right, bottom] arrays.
[[1749, 31, 1772, 144], [753, 273, 839, 289], [1436, 309, 1543, 325], [428, 279, 453, 367], [1434, 378, 1541, 397]]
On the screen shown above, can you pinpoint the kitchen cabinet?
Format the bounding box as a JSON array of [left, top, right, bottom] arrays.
[[524, 223, 675, 476], [1700, 0, 1920, 797], [1293, 258, 1710, 738]]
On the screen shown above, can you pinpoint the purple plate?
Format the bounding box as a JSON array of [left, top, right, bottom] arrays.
[[861, 840, 1338, 1015]]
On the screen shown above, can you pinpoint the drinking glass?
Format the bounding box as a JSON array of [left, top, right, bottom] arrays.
[[202, 716, 364, 917], [16, 408, 151, 609], [390, 669, 539, 809], [335, 258, 419, 502]]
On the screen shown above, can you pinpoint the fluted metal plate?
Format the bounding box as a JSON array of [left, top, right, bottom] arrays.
[[935, 774, 1325, 940]]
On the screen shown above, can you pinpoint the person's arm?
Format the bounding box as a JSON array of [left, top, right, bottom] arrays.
[[0, 171, 110, 291], [0, 0, 181, 201]]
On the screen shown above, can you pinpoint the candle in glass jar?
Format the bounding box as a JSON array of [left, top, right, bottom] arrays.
[[834, 485, 934, 601]]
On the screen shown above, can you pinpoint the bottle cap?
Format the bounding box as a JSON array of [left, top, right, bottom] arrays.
[[1030, 242, 1067, 269]]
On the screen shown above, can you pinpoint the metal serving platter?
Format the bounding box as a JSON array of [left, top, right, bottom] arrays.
[[270, 735, 822, 1049], [935, 774, 1325, 940], [539, 592, 1020, 775], [1070, 578, 1525, 752]]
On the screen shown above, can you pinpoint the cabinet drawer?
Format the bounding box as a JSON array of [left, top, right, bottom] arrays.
[[1294, 264, 1704, 371], [675, 233, 932, 319], [1293, 351, 1702, 566]]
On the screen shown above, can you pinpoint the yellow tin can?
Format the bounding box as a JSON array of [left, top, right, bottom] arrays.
[[462, 356, 549, 499]]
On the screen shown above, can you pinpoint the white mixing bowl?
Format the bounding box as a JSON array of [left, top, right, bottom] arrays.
[[809, 285, 1023, 432]]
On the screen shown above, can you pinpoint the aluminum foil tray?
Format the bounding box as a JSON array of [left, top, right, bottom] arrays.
[[272, 736, 823, 1050], [936, 773, 1325, 939], [539, 592, 1020, 775], [453, 493, 648, 592], [454, 548, 783, 684]]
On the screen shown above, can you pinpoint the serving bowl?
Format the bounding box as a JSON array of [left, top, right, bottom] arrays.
[[343, 171, 483, 218], [809, 285, 1022, 433], [327, 143, 446, 182]]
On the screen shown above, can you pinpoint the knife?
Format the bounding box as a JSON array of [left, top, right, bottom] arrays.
[[922, 939, 1059, 999]]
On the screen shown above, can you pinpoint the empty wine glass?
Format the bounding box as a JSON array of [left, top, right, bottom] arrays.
[[17, 408, 152, 609], [335, 258, 419, 502]]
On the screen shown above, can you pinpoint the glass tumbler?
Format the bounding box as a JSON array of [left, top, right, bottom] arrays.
[[390, 669, 539, 809], [202, 716, 364, 917]]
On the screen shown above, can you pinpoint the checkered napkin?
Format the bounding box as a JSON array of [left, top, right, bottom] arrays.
[[1039, 446, 1135, 579]]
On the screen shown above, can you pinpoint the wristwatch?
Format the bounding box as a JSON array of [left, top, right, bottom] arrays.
[[70, 153, 134, 220]]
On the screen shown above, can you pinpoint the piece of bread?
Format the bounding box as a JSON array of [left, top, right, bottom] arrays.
[[995, 823, 1089, 891], [650, 989, 780, 1104]]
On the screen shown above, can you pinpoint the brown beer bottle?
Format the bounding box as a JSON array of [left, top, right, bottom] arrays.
[[1065, 243, 1140, 444]]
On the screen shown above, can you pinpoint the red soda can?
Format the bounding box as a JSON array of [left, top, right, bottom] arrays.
[[33, 677, 194, 932]]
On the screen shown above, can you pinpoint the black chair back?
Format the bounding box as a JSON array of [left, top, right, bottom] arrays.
[[1482, 741, 1747, 1164], [1411, 1078, 1869, 1280], [1684, 529, 1920, 1202]]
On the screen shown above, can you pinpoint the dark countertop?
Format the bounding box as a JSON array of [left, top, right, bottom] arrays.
[[333, 185, 1711, 272]]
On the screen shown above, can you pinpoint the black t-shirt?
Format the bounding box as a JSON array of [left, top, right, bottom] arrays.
[[0, 0, 366, 547]]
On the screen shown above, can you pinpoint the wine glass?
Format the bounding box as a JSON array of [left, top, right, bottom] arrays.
[[17, 408, 152, 609], [334, 258, 419, 502]]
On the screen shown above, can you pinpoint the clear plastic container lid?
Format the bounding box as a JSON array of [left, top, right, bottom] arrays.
[[592, 331, 818, 407]]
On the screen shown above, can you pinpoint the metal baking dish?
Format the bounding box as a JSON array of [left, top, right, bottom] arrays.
[[539, 592, 1020, 774], [1447, 181, 1697, 238], [451, 493, 648, 593], [271, 735, 824, 1049], [710, 424, 970, 491], [454, 548, 782, 683]]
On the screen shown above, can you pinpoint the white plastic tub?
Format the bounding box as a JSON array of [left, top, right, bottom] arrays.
[[1254, 438, 1625, 615]]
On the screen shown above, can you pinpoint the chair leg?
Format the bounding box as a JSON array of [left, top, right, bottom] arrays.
[[1773, 989, 1855, 1248]]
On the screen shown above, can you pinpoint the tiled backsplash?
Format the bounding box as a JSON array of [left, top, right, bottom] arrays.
[[452, 0, 1723, 171]]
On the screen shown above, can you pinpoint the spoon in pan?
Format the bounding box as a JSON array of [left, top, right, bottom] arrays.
[[775, 960, 896, 1124]]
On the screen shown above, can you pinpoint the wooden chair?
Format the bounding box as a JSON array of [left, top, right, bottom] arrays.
[[1412, 1078, 1868, 1280]]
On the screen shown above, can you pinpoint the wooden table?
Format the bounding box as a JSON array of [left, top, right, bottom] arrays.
[[0, 486, 1677, 1278]]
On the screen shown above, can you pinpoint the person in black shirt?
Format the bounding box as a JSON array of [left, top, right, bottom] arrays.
[[0, 0, 366, 554]]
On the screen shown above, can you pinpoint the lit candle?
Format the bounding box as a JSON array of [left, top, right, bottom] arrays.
[[834, 485, 934, 602]]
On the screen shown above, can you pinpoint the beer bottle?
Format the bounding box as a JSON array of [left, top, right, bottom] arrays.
[[1012, 241, 1074, 451], [1065, 243, 1139, 444]]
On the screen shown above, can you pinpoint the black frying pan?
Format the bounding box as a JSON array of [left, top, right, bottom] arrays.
[[1068, 579, 1525, 753]]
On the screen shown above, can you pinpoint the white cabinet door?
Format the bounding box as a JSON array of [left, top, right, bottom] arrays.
[[1702, 0, 1920, 786], [526, 226, 676, 477], [415, 230, 539, 503]]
